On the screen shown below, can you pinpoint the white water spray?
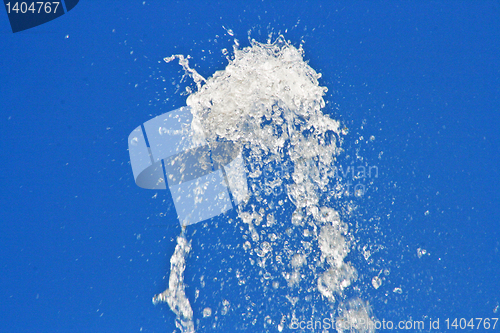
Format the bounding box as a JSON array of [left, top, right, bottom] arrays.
[[155, 36, 375, 332]]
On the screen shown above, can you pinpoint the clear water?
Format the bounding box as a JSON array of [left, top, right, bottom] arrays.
[[155, 36, 375, 332]]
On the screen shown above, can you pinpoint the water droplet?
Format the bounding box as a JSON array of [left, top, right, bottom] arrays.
[[203, 307, 212, 317], [372, 276, 382, 289]]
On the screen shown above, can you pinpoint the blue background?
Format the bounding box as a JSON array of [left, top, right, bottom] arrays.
[[1, 1, 499, 332]]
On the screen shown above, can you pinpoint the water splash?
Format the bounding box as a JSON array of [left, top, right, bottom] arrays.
[[153, 235, 194, 332], [156, 36, 375, 332]]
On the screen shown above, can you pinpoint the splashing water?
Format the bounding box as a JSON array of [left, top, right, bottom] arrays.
[[152, 235, 194, 332], [155, 36, 375, 332]]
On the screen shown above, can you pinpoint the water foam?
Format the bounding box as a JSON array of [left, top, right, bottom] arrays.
[[155, 36, 375, 332]]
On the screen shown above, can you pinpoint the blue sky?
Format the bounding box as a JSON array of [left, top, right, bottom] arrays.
[[1, 1, 499, 332]]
